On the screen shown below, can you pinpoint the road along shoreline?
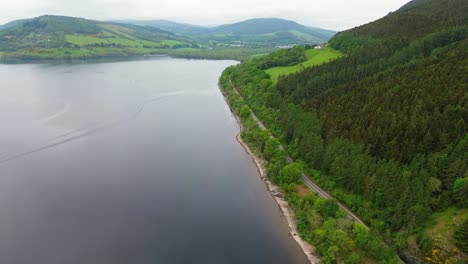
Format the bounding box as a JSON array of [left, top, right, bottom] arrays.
[[220, 88, 320, 264]]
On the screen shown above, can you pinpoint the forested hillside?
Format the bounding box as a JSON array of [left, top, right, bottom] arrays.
[[223, 0, 467, 262]]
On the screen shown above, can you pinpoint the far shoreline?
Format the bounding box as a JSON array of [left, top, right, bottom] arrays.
[[0, 46, 275, 64], [0, 53, 238, 65]]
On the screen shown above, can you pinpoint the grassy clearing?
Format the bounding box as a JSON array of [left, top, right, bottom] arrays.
[[296, 184, 314, 198], [99, 24, 130, 34], [421, 208, 467, 243], [160, 39, 184, 46], [248, 53, 269, 59], [104, 37, 148, 47], [65, 35, 108, 45], [64, 33, 187, 49], [410, 208, 468, 263], [266, 47, 343, 81], [289, 30, 310, 38], [65, 34, 162, 48]]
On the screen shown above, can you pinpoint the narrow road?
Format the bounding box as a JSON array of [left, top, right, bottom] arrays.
[[229, 78, 369, 228]]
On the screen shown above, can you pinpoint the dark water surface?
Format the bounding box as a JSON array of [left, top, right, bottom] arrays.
[[0, 58, 307, 264]]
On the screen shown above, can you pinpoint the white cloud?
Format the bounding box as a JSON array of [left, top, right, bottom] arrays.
[[0, 0, 410, 30]]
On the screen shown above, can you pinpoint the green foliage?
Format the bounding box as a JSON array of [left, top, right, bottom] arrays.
[[352, 223, 399, 262], [240, 105, 251, 119], [344, 253, 361, 264], [263, 137, 280, 160], [314, 198, 339, 218], [452, 178, 468, 207], [329, 35, 381, 53], [416, 233, 434, 254], [279, 163, 302, 184], [266, 155, 289, 184], [257, 46, 307, 69]]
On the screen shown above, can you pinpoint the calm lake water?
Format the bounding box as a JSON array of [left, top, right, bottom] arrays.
[[0, 58, 307, 264]]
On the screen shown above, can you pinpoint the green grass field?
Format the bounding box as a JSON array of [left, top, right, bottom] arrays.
[[160, 39, 184, 46], [64, 28, 187, 49], [266, 47, 343, 81], [64, 34, 184, 48], [289, 30, 310, 38], [409, 208, 468, 262]]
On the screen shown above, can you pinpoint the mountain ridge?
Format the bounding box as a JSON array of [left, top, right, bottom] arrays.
[[1, 16, 336, 52], [110, 19, 210, 35], [113, 17, 336, 46]]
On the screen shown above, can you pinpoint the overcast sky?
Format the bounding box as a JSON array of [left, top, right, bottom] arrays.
[[1, 0, 410, 30]]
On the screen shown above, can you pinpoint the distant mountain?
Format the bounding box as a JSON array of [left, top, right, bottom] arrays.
[[0, 19, 31, 31], [112, 19, 210, 35], [215, 18, 333, 36], [0, 15, 193, 60], [120, 18, 336, 47]]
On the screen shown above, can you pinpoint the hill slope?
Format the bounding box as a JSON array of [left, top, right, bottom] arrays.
[[0, 18, 32, 31], [223, 0, 467, 262], [111, 19, 210, 36], [0, 15, 192, 60], [211, 18, 335, 45]]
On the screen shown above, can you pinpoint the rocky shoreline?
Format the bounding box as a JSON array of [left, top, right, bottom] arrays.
[[221, 86, 320, 263], [234, 131, 319, 264]]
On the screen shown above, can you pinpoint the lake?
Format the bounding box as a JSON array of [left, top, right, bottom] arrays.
[[0, 58, 307, 264]]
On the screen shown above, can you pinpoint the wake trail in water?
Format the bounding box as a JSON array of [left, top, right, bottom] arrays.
[[37, 103, 71, 125], [0, 94, 176, 165]]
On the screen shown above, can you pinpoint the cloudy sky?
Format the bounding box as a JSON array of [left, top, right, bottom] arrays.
[[1, 0, 410, 30]]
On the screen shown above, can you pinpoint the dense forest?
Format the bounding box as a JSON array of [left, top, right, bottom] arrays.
[[222, 0, 467, 263]]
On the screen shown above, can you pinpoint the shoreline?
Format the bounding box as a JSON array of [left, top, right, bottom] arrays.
[[221, 89, 319, 264]]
